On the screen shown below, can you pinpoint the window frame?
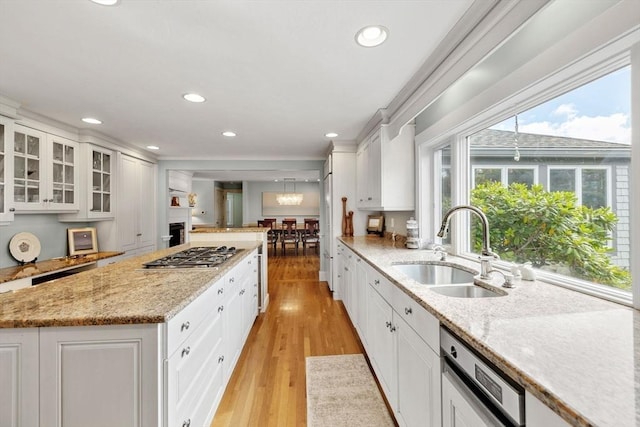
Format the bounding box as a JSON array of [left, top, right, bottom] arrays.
[[417, 42, 637, 308], [547, 165, 612, 208]]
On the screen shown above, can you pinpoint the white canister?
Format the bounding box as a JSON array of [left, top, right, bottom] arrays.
[[406, 217, 419, 249]]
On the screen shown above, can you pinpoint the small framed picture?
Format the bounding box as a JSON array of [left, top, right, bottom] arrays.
[[367, 215, 384, 236], [68, 227, 98, 256]]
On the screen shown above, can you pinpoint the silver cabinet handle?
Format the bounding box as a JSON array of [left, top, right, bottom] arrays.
[[218, 305, 224, 312], [182, 419, 191, 427], [229, 277, 235, 283], [181, 321, 190, 331], [374, 279, 380, 285], [218, 288, 224, 294], [385, 321, 391, 329], [9, 208, 15, 212], [218, 355, 225, 363], [390, 325, 396, 332], [181, 347, 191, 357], [405, 307, 412, 315], [136, 233, 142, 237]]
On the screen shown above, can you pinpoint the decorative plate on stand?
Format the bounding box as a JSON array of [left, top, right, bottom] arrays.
[[9, 232, 41, 264]]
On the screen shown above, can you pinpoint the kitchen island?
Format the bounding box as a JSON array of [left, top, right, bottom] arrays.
[[339, 236, 638, 427], [0, 242, 261, 427]]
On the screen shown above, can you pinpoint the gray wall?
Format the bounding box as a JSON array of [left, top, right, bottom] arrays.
[[0, 215, 91, 268], [190, 180, 216, 225], [244, 181, 320, 225]]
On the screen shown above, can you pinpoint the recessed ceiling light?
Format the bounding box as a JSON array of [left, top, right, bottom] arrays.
[[89, 0, 119, 5], [146, 145, 160, 150], [82, 117, 102, 124], [325, 132, 338, 138], [183, 93, 206, 103], [355, 25, 388, 47], [222, 131, 237, 137]]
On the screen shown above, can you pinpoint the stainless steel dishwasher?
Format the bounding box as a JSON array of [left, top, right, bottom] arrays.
[[440, 327, 525, 427]]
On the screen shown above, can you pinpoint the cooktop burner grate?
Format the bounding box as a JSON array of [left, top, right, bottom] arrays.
[[143, 246, 243, 269]]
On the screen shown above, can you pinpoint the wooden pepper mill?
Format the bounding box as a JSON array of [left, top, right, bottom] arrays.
[[347, 211, 354, 236], [341, 197, 348, 236]]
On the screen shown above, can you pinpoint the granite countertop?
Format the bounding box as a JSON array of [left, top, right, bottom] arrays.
[[339, 236, 639, 427], [0, 251, 123, 285], [0, 242, 260, 328]]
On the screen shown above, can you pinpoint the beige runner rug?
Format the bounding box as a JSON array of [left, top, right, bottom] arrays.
[[306, 354, 394, 427]]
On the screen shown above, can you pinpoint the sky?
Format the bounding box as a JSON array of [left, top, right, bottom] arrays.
[[491, 66, 631, 144]]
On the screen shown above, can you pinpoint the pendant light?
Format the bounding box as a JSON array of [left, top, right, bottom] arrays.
[[276, 178, 304, 206]]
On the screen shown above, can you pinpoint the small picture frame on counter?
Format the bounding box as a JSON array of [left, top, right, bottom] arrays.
[[68, 227, 98, 256], [367, 215, 384, 236]]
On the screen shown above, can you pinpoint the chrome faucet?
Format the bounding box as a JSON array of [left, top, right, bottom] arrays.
[[437, 205, 499, 279]]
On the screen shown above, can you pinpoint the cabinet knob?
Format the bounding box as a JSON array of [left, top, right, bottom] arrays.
[[374, 279, 380, 285], [181, 347, 191, 357], [218, 305, 224, 312], [181, 321, 190, 331], [9, 208, 15, 212], [404, 307, 412, 315], [182, 419, 191, 427], [218, 288, 224, 294], [450, 346, 457, 359], [218, 355, 225, 364], [385, 321, 391, 329], [389, 325, 396, 332], [136, 233, 142, 237], [229, 277, 235, 283]]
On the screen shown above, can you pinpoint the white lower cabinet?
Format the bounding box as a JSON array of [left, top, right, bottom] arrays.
[[0, 249, 258, 427], [0, 328, 39, 427], [367, 282, 398, 409], [525, 391, 571, 427], [39, 324, 159, 427], [355, 259, 440, 427], [396, 314, 441, 427]]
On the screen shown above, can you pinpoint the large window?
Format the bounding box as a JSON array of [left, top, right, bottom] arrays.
[[422, 58, 634, 305]]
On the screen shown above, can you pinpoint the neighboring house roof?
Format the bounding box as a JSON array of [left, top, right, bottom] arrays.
[[470, 129, 630, 160]]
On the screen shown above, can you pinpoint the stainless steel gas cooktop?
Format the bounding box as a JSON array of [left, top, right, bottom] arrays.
[[143, 246, 243, 269]]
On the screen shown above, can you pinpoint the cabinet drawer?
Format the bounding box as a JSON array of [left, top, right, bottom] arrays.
[[167, 278, 222, 357], [368, 268, 393, 302], [175, 352, 225, 427], [170, 310, 224, 412], [392, 286, 439, 352]]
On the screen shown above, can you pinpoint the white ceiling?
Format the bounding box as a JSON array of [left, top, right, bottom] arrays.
[[0, 0, 474, 160]]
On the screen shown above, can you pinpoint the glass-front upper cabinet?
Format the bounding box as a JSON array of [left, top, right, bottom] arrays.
[[59, 143, 114, 222], [90, 146, 112, 217], [13, 124, 79, 212], [0, 116, 15, 223]]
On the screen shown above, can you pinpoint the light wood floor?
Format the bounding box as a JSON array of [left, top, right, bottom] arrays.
[[210, 252, 364, 427]]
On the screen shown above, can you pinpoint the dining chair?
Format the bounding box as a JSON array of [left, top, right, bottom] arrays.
[[302, 219, 320, 255], [258, 219, 278, 255], [281, 219, 299, 255]]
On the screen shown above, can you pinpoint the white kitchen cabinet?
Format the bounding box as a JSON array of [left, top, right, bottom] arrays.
[[59, 144, 114, 221], [356, 124, 415, 211], [0, 328, 39, 427], [348, 253, 440, 427], [354, 256, 367, 344], [39, 324, 159, 427], [396, 314, 441, 427], [0, 116, 15, 223], [526, 392, 571, 427], [366, 279, 398, 410], [12, 125, 79, 212], [97, 153, 156, 256]]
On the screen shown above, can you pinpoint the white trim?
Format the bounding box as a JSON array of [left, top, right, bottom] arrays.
[[416, 21, 638, 307], [547, 165, 612, 208]]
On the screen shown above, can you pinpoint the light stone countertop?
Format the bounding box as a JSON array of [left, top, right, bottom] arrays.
[[339, 236, 639, 427], [0, 242, 261, 328], [0, 251, 123, 285]]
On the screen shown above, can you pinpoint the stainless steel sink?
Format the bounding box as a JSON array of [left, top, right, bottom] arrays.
[[392, 262, 476, 285], [429, 284, 505, 298]]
